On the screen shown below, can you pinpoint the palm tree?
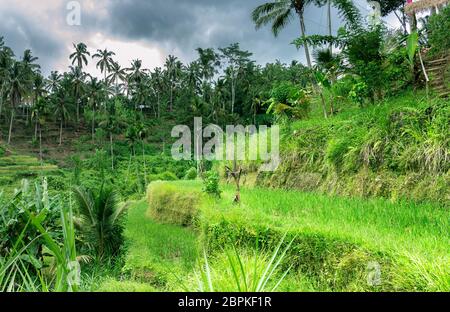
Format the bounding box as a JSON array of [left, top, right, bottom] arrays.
[[52, 78, 72, 146], [21, 49, 40, 73], [46, 71, 62, 93], [164, 55, 182, 112], [31, 97, 47, 161], [253, 1, 360, 67], [107, 61, 126, 95], [31, 74, 47, 140], [127, 59, 146, 99], [68, 66, 87, 124], [86, 77, 104, 141], [6, 61, 31, 144], [252, 0, 316, 68], [73, 186, 127, 260], [99, 100, 125, 170], [92, 49, 116, 83], [87, 77, 104, 142], [196, 48, 220, 102], [69, 43, 90, 69], [150, 67, 164, 118], [0, 41, 14, 122]]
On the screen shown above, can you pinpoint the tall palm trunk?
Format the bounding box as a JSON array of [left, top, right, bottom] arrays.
[[7, 107, 14, 144], [328, 0, 332, 54], [91, 106, 96, 141], [34, 112, 38, 141], [231, 76, 236, 114], [299, 12, 312, 68], [157, 93, 161, 118], [59, 118, 63, 146], [142, 140, 147, 186], [39, 123, 43, 162], [110, 132, 114, 170]]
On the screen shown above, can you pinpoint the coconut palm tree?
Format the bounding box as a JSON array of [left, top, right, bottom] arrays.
[[21, 49, 40, 74], [107, 61, 126, 95], [52, 78, 72, 146], [150, 67, 164, 118], [92, 49, 116, 83], [252, 0, 316, 68], [196, 48, 220, 102], [86, 77, 104, 141], [73, 186, 127, 260], [0, 41, 14, 121], [6, 61, 31, 144], [69, 43, 90, 69], [46, 71, 62, 93], [252, 0, 359, 68], [68, 66, 87, 124], [164, 55, 182, 112], [31, 74, 47, 140], [99, 100, 125, 170]]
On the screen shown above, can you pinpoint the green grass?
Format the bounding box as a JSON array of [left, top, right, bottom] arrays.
[[201, 183, 449, 259], [103, 200, 198, 291], [147, 181, 450, 291], [109, 198, 319, 292]]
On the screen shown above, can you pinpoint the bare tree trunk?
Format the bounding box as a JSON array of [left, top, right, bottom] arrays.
[[110, 132, 114, 170], [231, 78, 236, 114], [319, 92, 328, 119], [327, 0, 332, 54], [7, 108, 14, 144], [34, 113, 38, 141], [299, 13, 313, 68], [39, 124, 43, 162], [157, 93, 160, 118], [92, 107, 96, 142], [142, 141, 147, 186], [59, 118, 63, 146]]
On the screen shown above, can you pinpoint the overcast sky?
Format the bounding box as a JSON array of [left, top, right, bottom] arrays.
[[0, 0, 400, 77]]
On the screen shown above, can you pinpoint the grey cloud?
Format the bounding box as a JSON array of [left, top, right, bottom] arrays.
[[1, 0, 371, 75], [0, 9, 64, 74]]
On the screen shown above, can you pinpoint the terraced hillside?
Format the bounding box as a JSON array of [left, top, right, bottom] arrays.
[[0, 145, 59, 191]]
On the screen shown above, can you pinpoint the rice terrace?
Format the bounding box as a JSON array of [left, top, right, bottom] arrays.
[[0, 0, 449, 305]]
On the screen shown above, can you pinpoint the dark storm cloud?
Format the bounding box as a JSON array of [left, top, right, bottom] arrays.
[[0, 8, 64, 73], [98, 0, 343, 64], [0, 0, 368, 75]]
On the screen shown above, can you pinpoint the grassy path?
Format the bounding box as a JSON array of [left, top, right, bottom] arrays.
[[98, 201, 198, 291]]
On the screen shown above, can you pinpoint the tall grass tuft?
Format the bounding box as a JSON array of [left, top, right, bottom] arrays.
[[193, 235, 294, 292]]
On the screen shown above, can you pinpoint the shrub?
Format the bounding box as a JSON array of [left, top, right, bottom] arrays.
[[184, 167, 197, 180], [73, 186, 127, 260], [147, 181, 200, 226], [158, 171, 178, 181], [202, 171, 221, 198]]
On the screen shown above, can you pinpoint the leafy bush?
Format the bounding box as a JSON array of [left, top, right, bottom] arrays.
[[73, 186, 127, 260], [265, 82, 310, 120], [184, 167, 197, 180], [0, 179, 78, 292], [428, 6, 450, 56], [158, 171, 178, 181], [147, 181, 200, 226], [202, 171, 221, 198]]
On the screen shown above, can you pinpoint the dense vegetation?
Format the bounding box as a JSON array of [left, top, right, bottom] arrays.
[[0, 1, 448, 292]]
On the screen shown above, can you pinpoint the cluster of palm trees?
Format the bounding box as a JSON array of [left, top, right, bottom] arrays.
[[1, 35, 309, 152]]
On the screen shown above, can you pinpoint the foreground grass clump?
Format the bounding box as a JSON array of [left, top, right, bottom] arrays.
[[146, 181, 450, 292]]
